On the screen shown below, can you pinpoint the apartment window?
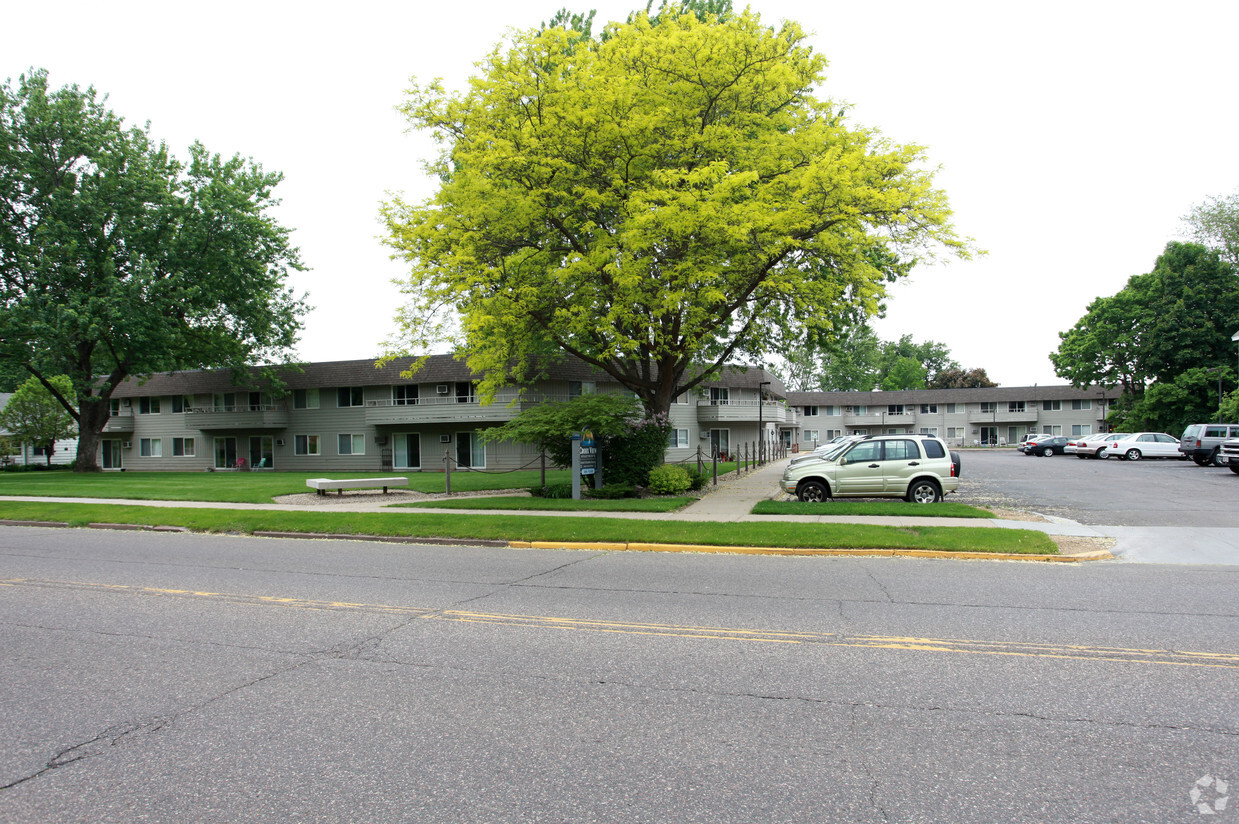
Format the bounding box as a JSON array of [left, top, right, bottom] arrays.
[[294, 435, 321, 456], [1043, 400, 1062, 411], [139, 438, 162, 457], [109, 399, 122, 415], [947, 426, 965, 440], [456, 382, 477, 403], [337, 387, 364, 408], [1008, 401, 1026, 413], [710, 387, 729, 405], [672, 392, 690, 405], [170, 396, 190, 413], [803, 405, 819, 417], [568, 381, 596, 399], [138, 397, 161, 414], [1047, 425, 1063, 435], [980, 402, 998, 413], [887, 405, 905, 415], [803, 430, 819, 442], [293, 389, 320, 409], [1071, 424, 1092, 437], [172, 437, 195, 457], [824, 429, 841, 440], [33, 446, 50, 457], [919, 427, 939, 436], [213, 392, 236, 411], [667, 429, 690, 448], [337, 434, 365, 455], [845, 405, 866, 415], [393, 385, 419, 405], [920, 404, 938, 414], [823, 405, 836, 416], [456, 432, 485, 467], [1071, 399, 1092, 410], [946, 403, 958, 414]]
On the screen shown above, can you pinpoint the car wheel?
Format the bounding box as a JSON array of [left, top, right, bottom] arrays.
[[797, 480, 828, 502], [1124, 448, 1142, 461], [1230, 464, 1239, 475], [1210, 449, 1224, 467], [906, 479, 942, 504], [1193, 455, 1210, 466], [950, 452, 962, 478], [1040, 447, 1053, 457], [1096, 448, 1109, 459]]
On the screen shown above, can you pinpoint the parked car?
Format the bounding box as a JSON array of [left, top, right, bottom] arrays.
[[1071, 432, 1130, 459], [1179, 423, 1239, 466], [1016, 433, 1048, 453], [1104, 432, 1182, 461], [788, 435, 863, 467], [1219, 437, 1239, 474], [780, 434, 961, 503], [1023, 435, 1068, 457]]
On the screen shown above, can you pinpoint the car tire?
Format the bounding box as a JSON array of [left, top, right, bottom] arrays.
[[797, 480, 828, 503], [906, 479, 942, 504], [1210, 449, 1224, 467], [1193, 455, 1210, 466], [950, 451, 961, 478], [1096, 448, 1109, 459], [1230, 464, 1239, 475], [1040, 448, 1053, 457], [1124, 448, 1142, 461]]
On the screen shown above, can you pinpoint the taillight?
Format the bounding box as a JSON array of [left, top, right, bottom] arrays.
[[951, 461, 957, 477]]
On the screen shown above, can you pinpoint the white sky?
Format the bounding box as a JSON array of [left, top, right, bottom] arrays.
[[10, 1, 1239, 387]]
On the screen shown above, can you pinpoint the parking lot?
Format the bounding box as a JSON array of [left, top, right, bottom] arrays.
[[954, 447, 1239, 527]]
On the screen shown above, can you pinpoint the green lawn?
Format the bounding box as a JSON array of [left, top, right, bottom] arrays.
[[751, 500, 996, 518], [397, 496, 696, 512], [0, 469, 575, 503], [0, 500, 1058, 555]]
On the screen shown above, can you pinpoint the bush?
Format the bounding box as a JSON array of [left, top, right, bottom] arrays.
[[684, 467, 708, 491], [587, 483, 636, 499], [646, 464, 691, 495], [538, 482, 575, 499]]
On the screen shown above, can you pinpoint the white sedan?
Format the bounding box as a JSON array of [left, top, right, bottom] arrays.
[[1103, 432, 1182, 461], [1071, 433, 1129, 459]]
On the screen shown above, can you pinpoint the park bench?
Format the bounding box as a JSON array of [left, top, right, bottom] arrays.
[[305, 477, 409, 496]]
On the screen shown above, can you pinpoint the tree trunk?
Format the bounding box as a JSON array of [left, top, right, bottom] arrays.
[[74, 402, 109, 472]]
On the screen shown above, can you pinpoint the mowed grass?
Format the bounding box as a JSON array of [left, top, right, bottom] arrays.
[[397, 496, 696, 512], [752, 500, 996, 518], [0, 501, 1058, 555], [0, 469, 576, 503]]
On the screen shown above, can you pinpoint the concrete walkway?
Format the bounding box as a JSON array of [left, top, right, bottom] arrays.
[[4, 457, 1238, 564]]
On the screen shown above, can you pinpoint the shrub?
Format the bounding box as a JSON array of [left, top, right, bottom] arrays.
[[539, 482, 575, 499], [684, 467, 708, 491], [587, 483, 636, 499], [646, 464, 691, 495]]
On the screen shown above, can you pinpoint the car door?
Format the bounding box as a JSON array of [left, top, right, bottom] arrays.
[[1150, 433, 1180, 457], [880, 438, 924, 494], [833, 440, 885, 496]]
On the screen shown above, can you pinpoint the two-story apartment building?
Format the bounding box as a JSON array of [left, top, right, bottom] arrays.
[[97, 356, 790, 472], [785, 386, 1122, 449]]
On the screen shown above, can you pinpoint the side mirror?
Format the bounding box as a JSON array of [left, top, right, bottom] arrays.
[[837, 456, 847, 466]]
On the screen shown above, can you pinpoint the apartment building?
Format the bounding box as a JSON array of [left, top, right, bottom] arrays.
[[97, 356, 789, 472], [785, 386, 1123, 448]]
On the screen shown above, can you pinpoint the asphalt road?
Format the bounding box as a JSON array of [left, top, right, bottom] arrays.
[[952, 448, 1239, 527], [2, 526, 1237, 823]]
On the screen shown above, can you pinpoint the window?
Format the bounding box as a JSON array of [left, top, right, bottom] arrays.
[[803, 405, 819, 417], [920, 404, 938, 414], [1008, 401, 1026, 413], [109, 399, 122, 415], [1071, 424, 1092, 437], [293, 389, 320, 409], [919, 427, 939, 436], [980, 402, 998, 413], [887, 405, 905, 415], [1071, 399, 1092, 410], [456, 432, 485, 467], [946, 403, 958, 414], [568, 381, 596, 399], [138, 397, 161, 414], [947, 426, 965, 440], [710, 387, 729, 405], [393, 433, 421, 469], [213, 392, 236, 411], [33, 446, 50, 457], [172, 437, 195, 457], [294, 435, 321, 456], [456, 382, 477, 403], [803, 430, 819, 442], [337, 434, 365, 455], [923, 439, 946, 459], [1047, 425, 1062, 435], [823, 405, 836, 416], [846, 441, 882, 463], [1043, 400, 1062, 411], [667, 429, 691, 448], [393, 385, 419, 405], [845, 405, 866, 415], [337, 387, 364, 408], [139, 438, 162, 457], [673, 392, 690, 405]]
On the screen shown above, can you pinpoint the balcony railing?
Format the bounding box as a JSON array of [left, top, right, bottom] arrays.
[[187, 403, 289, 429], [696, 400, 790, 424]]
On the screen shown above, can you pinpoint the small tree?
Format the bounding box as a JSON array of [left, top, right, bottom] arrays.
[[0, 376, 77, 465]]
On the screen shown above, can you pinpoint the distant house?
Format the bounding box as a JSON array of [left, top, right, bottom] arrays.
[[0, 391, 79, 467]]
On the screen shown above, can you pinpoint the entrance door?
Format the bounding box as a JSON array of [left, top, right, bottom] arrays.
[[101, 440, 123, 469], [709, 429, 729, 459], [394, 433, 421, 470], [214, 437, 238, 469], [979, 426, 998, 446], [249, 436, 274, 469]]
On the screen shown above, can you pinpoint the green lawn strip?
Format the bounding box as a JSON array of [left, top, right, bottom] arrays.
[[751, 500, 996, 518], [396, 496, 695, 512], [0, 469, 576, 503], [0, 501, 1057, 554]]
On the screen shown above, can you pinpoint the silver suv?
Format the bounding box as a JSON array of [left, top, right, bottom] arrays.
[[1179, 423, 1239, 466], [780, 434, 961, 503]]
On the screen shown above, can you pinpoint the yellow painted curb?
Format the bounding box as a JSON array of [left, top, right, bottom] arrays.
[[507, 540, 1112, 562]]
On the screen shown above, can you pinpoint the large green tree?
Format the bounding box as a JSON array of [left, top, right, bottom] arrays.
[[1184, 188, 1239, 268], [0, 70, 307, 471], [382, 7, 970, 417], [1051, 242, 1238, 431], [0, 375, 77, 465]]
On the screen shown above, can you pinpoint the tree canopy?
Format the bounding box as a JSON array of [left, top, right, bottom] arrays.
[[774, 328, 983, 392], [1183, 188, 1239, 268], [0, 70, 307, 471], [0, 375, 77, 465], [1051, 241, 1238, 432], [382, 7, 970, 417]]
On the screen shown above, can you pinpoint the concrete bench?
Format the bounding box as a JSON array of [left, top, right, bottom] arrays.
[[306, 477, 409, 496]]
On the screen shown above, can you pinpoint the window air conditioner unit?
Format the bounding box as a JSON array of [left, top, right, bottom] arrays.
[[440, 434, 451, 443], [122, 441, 132, 449], [276, 439, 285, 447], [374, 435, 387, 445], [436, 384, 450, 394]]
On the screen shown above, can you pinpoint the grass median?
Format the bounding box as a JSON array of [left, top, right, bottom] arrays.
[[751, 500, 996, 518], [396, 496, 695, 512], [0, 501, 1058, 554]]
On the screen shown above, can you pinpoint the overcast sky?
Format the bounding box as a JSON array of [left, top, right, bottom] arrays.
[[10, 1, 1239, 387]]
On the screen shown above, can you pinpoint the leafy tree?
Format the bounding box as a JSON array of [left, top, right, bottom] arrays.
[[879, 356, 927, 391], [928, 367, 997, 389], [383, 8, 969, 418], [876, 335, 958, 386], [0, 375, 77, 465], [1052, 242, 1238, 431], [0, 70, 307, 472], [1183, 188, 1239, 267]]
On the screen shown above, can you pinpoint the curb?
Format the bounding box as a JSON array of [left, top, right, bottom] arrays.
[[508, 540, 1112, 562]]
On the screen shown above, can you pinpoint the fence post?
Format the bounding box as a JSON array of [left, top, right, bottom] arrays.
[[444, 449, 452, 495], [697, 446, 703, 477], [712, 448, 718, 486], [540, 450, 546, 488]]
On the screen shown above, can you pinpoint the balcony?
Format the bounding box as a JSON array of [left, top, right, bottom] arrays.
[[968, 409, 1039, 424], [696, 400, 790, 424], [187, 403, 290, 430], [102, 413, 135, 433], [364, 395, 535, 426]]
